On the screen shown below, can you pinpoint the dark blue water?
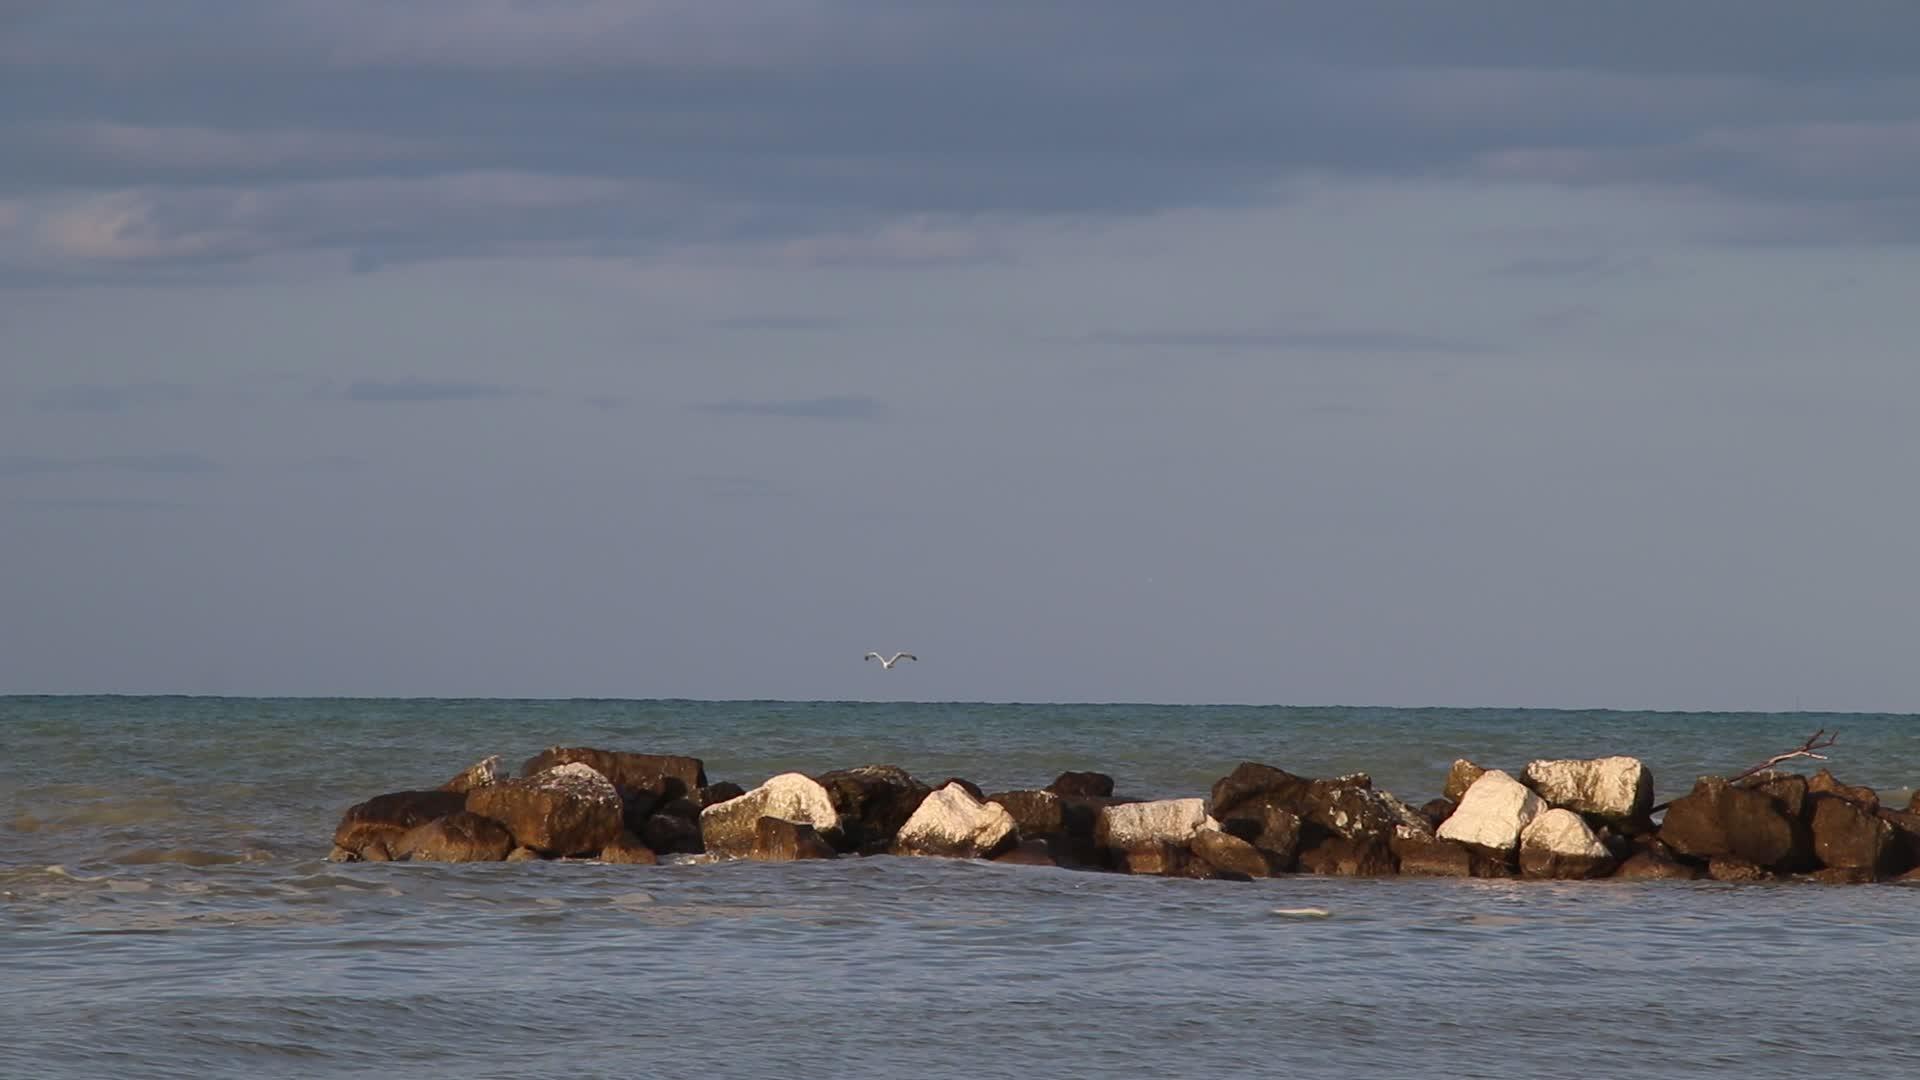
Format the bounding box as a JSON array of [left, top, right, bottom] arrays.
[[3, 697, 1917, 1078]]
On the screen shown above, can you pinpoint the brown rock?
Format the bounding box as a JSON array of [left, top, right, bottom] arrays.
[[1611, 837, 1700, 881], [1296, 835, 1396, 877], [439, 755, 508, 795], [1807, 866, 1877, 885], [465, 762, 624, 857], [1046, 771, 1115, 799], [391, 810, 514, 862], [520, 747, 708, 803], [1707, 856, 1770, 882], [1444, 759, 1488, 803], [933, 777, 985, 801], [1190, 828, 1270, 878], [1216, 798, 1304, 872], [506, 846, 542, 862], [991, 838, 1064, 868], [642, 809, 704, 855], [1518, 808, 1616, 880], [598, 831, 659, 864], [1809, 794, 1895, 872], [1877, 807, 1920, 875], [986, 789, 1064, 837], [332, 790, 467, 858], [326, 845, 358, 863], [1808, 769, 1879, 812], [750, 817, 837, 861], [1910, 791, 1920, 815], [1738, 771, 1809, 820], [1209, 762, 1312, 818], [1418, 798, 1456, 830], [1114, 841, 1190, 876], [696, 782, 747, 808], [1394, 836, 1474, 877], [1658, 776, 1810, 871], [814, 765, 931, 854]]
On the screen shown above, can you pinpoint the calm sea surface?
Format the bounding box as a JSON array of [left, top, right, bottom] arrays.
[[4, 697, 1918, 1079]]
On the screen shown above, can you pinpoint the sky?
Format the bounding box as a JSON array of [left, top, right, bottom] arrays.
[[3, 2, 1919, 709]]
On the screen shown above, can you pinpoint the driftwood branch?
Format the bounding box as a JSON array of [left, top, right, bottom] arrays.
[[1649, 728, 1838, 814]]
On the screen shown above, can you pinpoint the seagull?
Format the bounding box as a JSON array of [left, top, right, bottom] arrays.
[[864, 651, 917, 670]]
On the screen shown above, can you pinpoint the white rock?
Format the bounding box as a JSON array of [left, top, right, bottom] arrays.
[[1522, 756, 1653, 823], [894, 783, 1017, 858], [1437, 770, 1545, 853], [1518, 807, 1616, 879], [699, 772, 842, 858], [1097, 798, 1210, 850]]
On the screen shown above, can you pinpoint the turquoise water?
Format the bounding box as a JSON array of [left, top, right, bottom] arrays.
[[3, 697, 1918, 1078]]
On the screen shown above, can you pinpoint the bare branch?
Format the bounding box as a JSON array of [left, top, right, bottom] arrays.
[[1649, 729, 1839, 814]]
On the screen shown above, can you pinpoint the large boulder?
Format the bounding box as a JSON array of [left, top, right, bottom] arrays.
[[1443, 759, 1487, 803], [597, 831, 658, 864], [1190, 827, 1270, 878], [1878, 807, 1920, 874], [1437, 770, 1545, 857], [893, 783, 1017, 859], [439, 755, 508, 795], [1613, 838, 1701, 881], [521, 747, 707, 803], [1522, 756, 1653, 828], [699, 773, 842, 859], [1518, 808, 1616, 879], [333, 790, 468, 859], [1808, 769, 1879, 811], [751, 817, 838, 861], [1296, 835, 1396, 877], [987, 789, 1064, 837], [1657, 776, 1809, 871], [1047, 771, 1115, 799], [391, 810, 514, 862], [1739, 771, 1809, 820], [642, 811, 704, 856], [1810, 794, 1895, 873], [814, 765, 930, 854], [1209, 762, 1425, 862], [1214, 798, 1303, 872], [466, 762, 624, 857], [1096, 798, 1212, 852], [1209, 763, 1312, 818]]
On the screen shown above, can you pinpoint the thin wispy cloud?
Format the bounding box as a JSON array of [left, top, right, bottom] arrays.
[[342, 379, 528, 403], [713, 315, 846, 332], [1082, 329, 1492, 355], [692, 395, 884, 420], [32, 382, 194, 413]]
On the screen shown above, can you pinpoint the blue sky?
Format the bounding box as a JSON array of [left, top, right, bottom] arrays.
[[4, 2, 1919, 708]]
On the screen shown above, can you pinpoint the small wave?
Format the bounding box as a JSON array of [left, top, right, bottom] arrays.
[[113, 847, 251, 867], [1270, 906, 1332, 918]]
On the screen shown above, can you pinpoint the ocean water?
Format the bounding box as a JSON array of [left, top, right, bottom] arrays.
[[3, 696, 1918, 1079]]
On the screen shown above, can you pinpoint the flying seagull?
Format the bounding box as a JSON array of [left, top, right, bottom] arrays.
[[864, 651, 917, 670]]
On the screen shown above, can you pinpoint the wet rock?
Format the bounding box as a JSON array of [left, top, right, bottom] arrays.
[[333, 790, 467, 858], [520, 747, 708, 804], [466, 762, 625, 857], [1209, 762, 1312, 818], [392, 810, 515, 862], [1047, 771, 1115, 799], [1190, 827, 1270, 878], [814, 765, 931, 854], [505, 846, 541, 862], [696, 782, 747, 808], [1612, 837, 1700, 881], [1518, 808, 1616, 880], [1443, 759, 1488, 803], [1114, 842, 1191, 876], [642, 810, 704, 855], [1522, 756, 1653, 828], [986, 789, 1064, 837], [1096, 798, 1212, 852], [1911, 791, 1920, 815], [1393, 836, 1497, 877], [933, 777, 985, 801], [1738, 771, 1809, 820], [699, 773, 842, 859], [1658, 776, 1809, 871], [326, 845, 358, 863], [751, 817, 837, 861], [439, 755, 508, 795], [1707, 856, 1770, 882], [1808, 866, 1878, 885], [1437, 770, 1545, 856], [1296, 835, 1396, 877], [893, 783, 1017, 859], [1877, 807, 1920, 874], [1809, 794, 1895, 872], [1418, 798, 1456, 830], [1216, 798, 1303, 872], [1808, 769, 1879, 812], [598, 831, 658, 865], [991, 838, 1065, 868]]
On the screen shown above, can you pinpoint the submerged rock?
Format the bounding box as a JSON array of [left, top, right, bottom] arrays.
[[465, 763, 624, 857], [1522, 756, 1653, 829], [1613, 837, 1700, 881], [893, 783, 1017, 859], [700, 773, 842, 859], [333, 790, 468, 859], [391, 810, 515, 862], [1437, 771, 1545, 856], [1518, 808, 1615, 879], [751, 817, 838, 861]]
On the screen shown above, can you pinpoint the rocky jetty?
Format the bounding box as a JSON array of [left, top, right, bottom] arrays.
[[326, 746, 1920, 885]]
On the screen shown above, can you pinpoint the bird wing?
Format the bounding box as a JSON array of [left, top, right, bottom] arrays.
[[894, 653, 917, 662], [863, 652, 881, 661]]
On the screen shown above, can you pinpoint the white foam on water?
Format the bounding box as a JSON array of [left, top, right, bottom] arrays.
[[1270, 906, 1332, 918]]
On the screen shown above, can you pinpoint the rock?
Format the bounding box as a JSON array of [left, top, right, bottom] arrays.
[[1658, 776, 1810, 871], [1518, 808, 1616, 879], [699, 773, 842, 859], [1707, 856, 1769, 882], [391, 810, 515, 862], [933, 777, 985, 801], [1394, 836, 1474, 877], [1215, 798, 1303, 872], [1046, 771, 1114, 798], [1612, 837, 1700, 881], [697, 782, 747, 808], [991, 838, 1064, 867], [1114, 842, 1190, 876], [1437, 771, 1545, 856], [326, 845, 358, 863], [1096, 798, 1212, 851], [1209, 762, 1312, 818], [1296, 835, 1396, 877], [814, 765, 931, 854], [986, 789, 1064, 837], [1911, 791, 1920, 815], [505, 846, 541, 862], [1443, 759, 1487, 803], [332, 790, 468, 858], [893, 783, 1017, 859], [520, 747, 708, 804], [1809, 794, 1895, 872], [1738, 771, 1809, 820], [642, 810, 704, 855], [1417, 798, 1456, 830], [466, 762, 625, 857], [1304, 779, 1424, 845], [439, 755, 508, 795], [1190, 827, 1270, 878], [1808, 866, 1878, 885], [1808, 769, 1879, 811], [750, 817, 837, 861], [598, 831, 659, 865], [1522, 756, 1653, 828], [1050, 795, 1124, 866], [1877, 808, 1920, 874]]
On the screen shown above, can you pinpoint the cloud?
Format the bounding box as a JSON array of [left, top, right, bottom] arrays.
[[342, 379, 527, 402], [33, 382, 194, 412], [692, 394, 883, 419], [1082, 329, 1491, 354], [0, 453, 220, 476]]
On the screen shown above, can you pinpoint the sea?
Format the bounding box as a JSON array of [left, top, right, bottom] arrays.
[[3, 696, 1917, 1079]]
